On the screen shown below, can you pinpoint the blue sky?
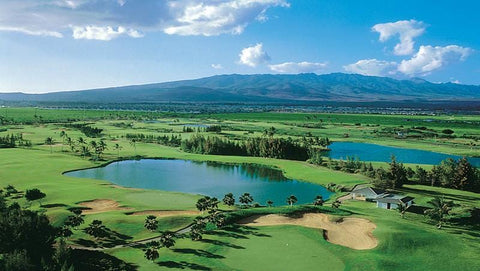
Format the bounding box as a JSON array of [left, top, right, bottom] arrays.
[[0, 0, 479, 93]]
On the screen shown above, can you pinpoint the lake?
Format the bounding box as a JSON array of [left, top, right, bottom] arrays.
[[326, 142, 480, 167], [65, 159, 333, 205]]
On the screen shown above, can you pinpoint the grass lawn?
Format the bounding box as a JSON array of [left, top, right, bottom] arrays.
[[0, 109, 479, 270]]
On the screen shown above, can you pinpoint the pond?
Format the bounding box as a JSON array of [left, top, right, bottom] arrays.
[[65, 159, 333, 205], [326, 142, 480, 167]]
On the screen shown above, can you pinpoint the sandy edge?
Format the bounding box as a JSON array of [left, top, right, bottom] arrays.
[[237, 213, 378, 250]]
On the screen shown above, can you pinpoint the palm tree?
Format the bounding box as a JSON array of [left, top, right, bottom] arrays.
[[59, 131, 67, 152], [66, 137, 75, 152], [286, 195, 298, 206], [397, 203, 407, 219], [130, 138, 137, 156], [239, 193, 254, 207], [144, 247, 159, 261], [159, 231, 176, 249], [424, 196, 454, 229], [223, 193, 235, 206], [313, 195, 324, 206], [144, 215, 158, 232], [196, 197, 210, 213], [113, 143, 122, 158], [266, 200, 274, 207], [45, 137, 55, 153]]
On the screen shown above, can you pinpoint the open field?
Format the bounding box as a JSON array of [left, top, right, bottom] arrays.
[[0, 108, 479, 270]]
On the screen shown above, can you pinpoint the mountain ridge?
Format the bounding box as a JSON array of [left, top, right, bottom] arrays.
[[1, 73, 479, 103]]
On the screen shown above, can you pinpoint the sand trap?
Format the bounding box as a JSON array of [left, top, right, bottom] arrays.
[[78, 199, 132, 214], [237, 213, 377, 250], [128, 210, 201, 218]]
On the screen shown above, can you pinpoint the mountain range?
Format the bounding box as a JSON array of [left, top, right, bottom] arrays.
[[1, 73, 479, 103]]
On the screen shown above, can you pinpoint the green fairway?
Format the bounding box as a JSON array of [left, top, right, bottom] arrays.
[[0, 108, 479, 270]]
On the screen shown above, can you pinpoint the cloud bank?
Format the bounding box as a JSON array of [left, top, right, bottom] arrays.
[[269, 61, 327, 73], [0, 0, 289, 40]]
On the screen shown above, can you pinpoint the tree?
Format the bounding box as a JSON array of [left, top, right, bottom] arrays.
[[454, 157, 475, 190], [331, 200, 341, 209], [129, 138, 137, 156], [286, 195, 298, 206], [397, 203, 407, 219], [313, 195, 324, 206], [223, 193, 235, 206], [25, 188, 46, 206], [45, 137, 55, 153], [424, 197, 455, 229], [388, 155, 407, 189], [159, 231, 176, 249], [196, 196, 210, 213], [266, 200, 274, 207], [190, 218, 206, 241], [114, 143, 123, 158], [59, 131, 67, 152], [66, 137, 75, 152], [144, 241, 160, 261], [84, 220, 105, 239], [144, 215, 158, 232], [64, 209, 84, 230], [239, 193, 254, 206], [207, 211, 226, 228]]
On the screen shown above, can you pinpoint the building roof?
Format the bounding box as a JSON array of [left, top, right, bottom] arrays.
[[351, 186, 386, 196], [376, 194, 414, 204]]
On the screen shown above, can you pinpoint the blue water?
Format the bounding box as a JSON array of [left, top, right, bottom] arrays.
[[326, 142, 480, 167], [65, 159, 332, 206]]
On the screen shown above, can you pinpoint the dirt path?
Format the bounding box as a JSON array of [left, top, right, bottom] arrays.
[[78, 199, 132, 214], [237, 213, 377, 250]]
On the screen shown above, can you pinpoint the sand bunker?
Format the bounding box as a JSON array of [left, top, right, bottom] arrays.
[[237, 213, 377, 250], [78, 199, 132, 214], [128, 210, 201, 218]]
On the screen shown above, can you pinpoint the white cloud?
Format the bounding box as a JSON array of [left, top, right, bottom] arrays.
[[398, 45, 472, 76], [211, 64, 223, 69], [72, 26, 143, 40], [372, 20, 425, 55], [269, 61, 327, 73], [0, 26, 63, 38], [239, 43, 270, 67], [343, 59, 397, 76], [164, 0, 289, 36], [0, 0, 289, 40]]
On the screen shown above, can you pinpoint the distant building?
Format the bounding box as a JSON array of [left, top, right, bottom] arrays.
[[375, 194, 414, 210], [349, 185, 414, 210]]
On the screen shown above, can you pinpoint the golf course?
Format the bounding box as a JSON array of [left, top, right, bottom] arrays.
[[0, 107, 479, 270]]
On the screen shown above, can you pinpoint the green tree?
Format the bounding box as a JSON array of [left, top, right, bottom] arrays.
[[239, 193, 254, 207], [424, 197, 455, 229], [286, 195, 298, 206], [159, 231, 176, 249], [45, 137, 55, 153], [266, 200, 274, 207], [114, 143, 123, 158], [25, 188, 46, 206], [397, 203, 407, 219], [222, 193, 235, 206], [313, 195, 324, 206], [144, 215, 158, 232]]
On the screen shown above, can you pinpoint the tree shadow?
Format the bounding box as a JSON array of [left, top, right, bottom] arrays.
[[200, 238, 245, 249], [41, 203, 67, 208], [76, 228, 132, 248], [157, 261, 211, 270], [71, 249, 137, 271], [172, 248, 224, 259], [401, 187, 480, 202]]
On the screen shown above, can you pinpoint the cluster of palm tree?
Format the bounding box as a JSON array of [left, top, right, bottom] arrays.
[[53, 131, 109, 160]]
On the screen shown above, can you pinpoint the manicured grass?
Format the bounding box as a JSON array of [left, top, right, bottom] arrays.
[[1, 109, 479, 270]]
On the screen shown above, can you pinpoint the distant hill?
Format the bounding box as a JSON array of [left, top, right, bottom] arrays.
[[1, 73, 479, 103]]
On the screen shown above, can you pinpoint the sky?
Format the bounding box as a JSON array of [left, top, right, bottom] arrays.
[[0, 0, 479, 93]]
